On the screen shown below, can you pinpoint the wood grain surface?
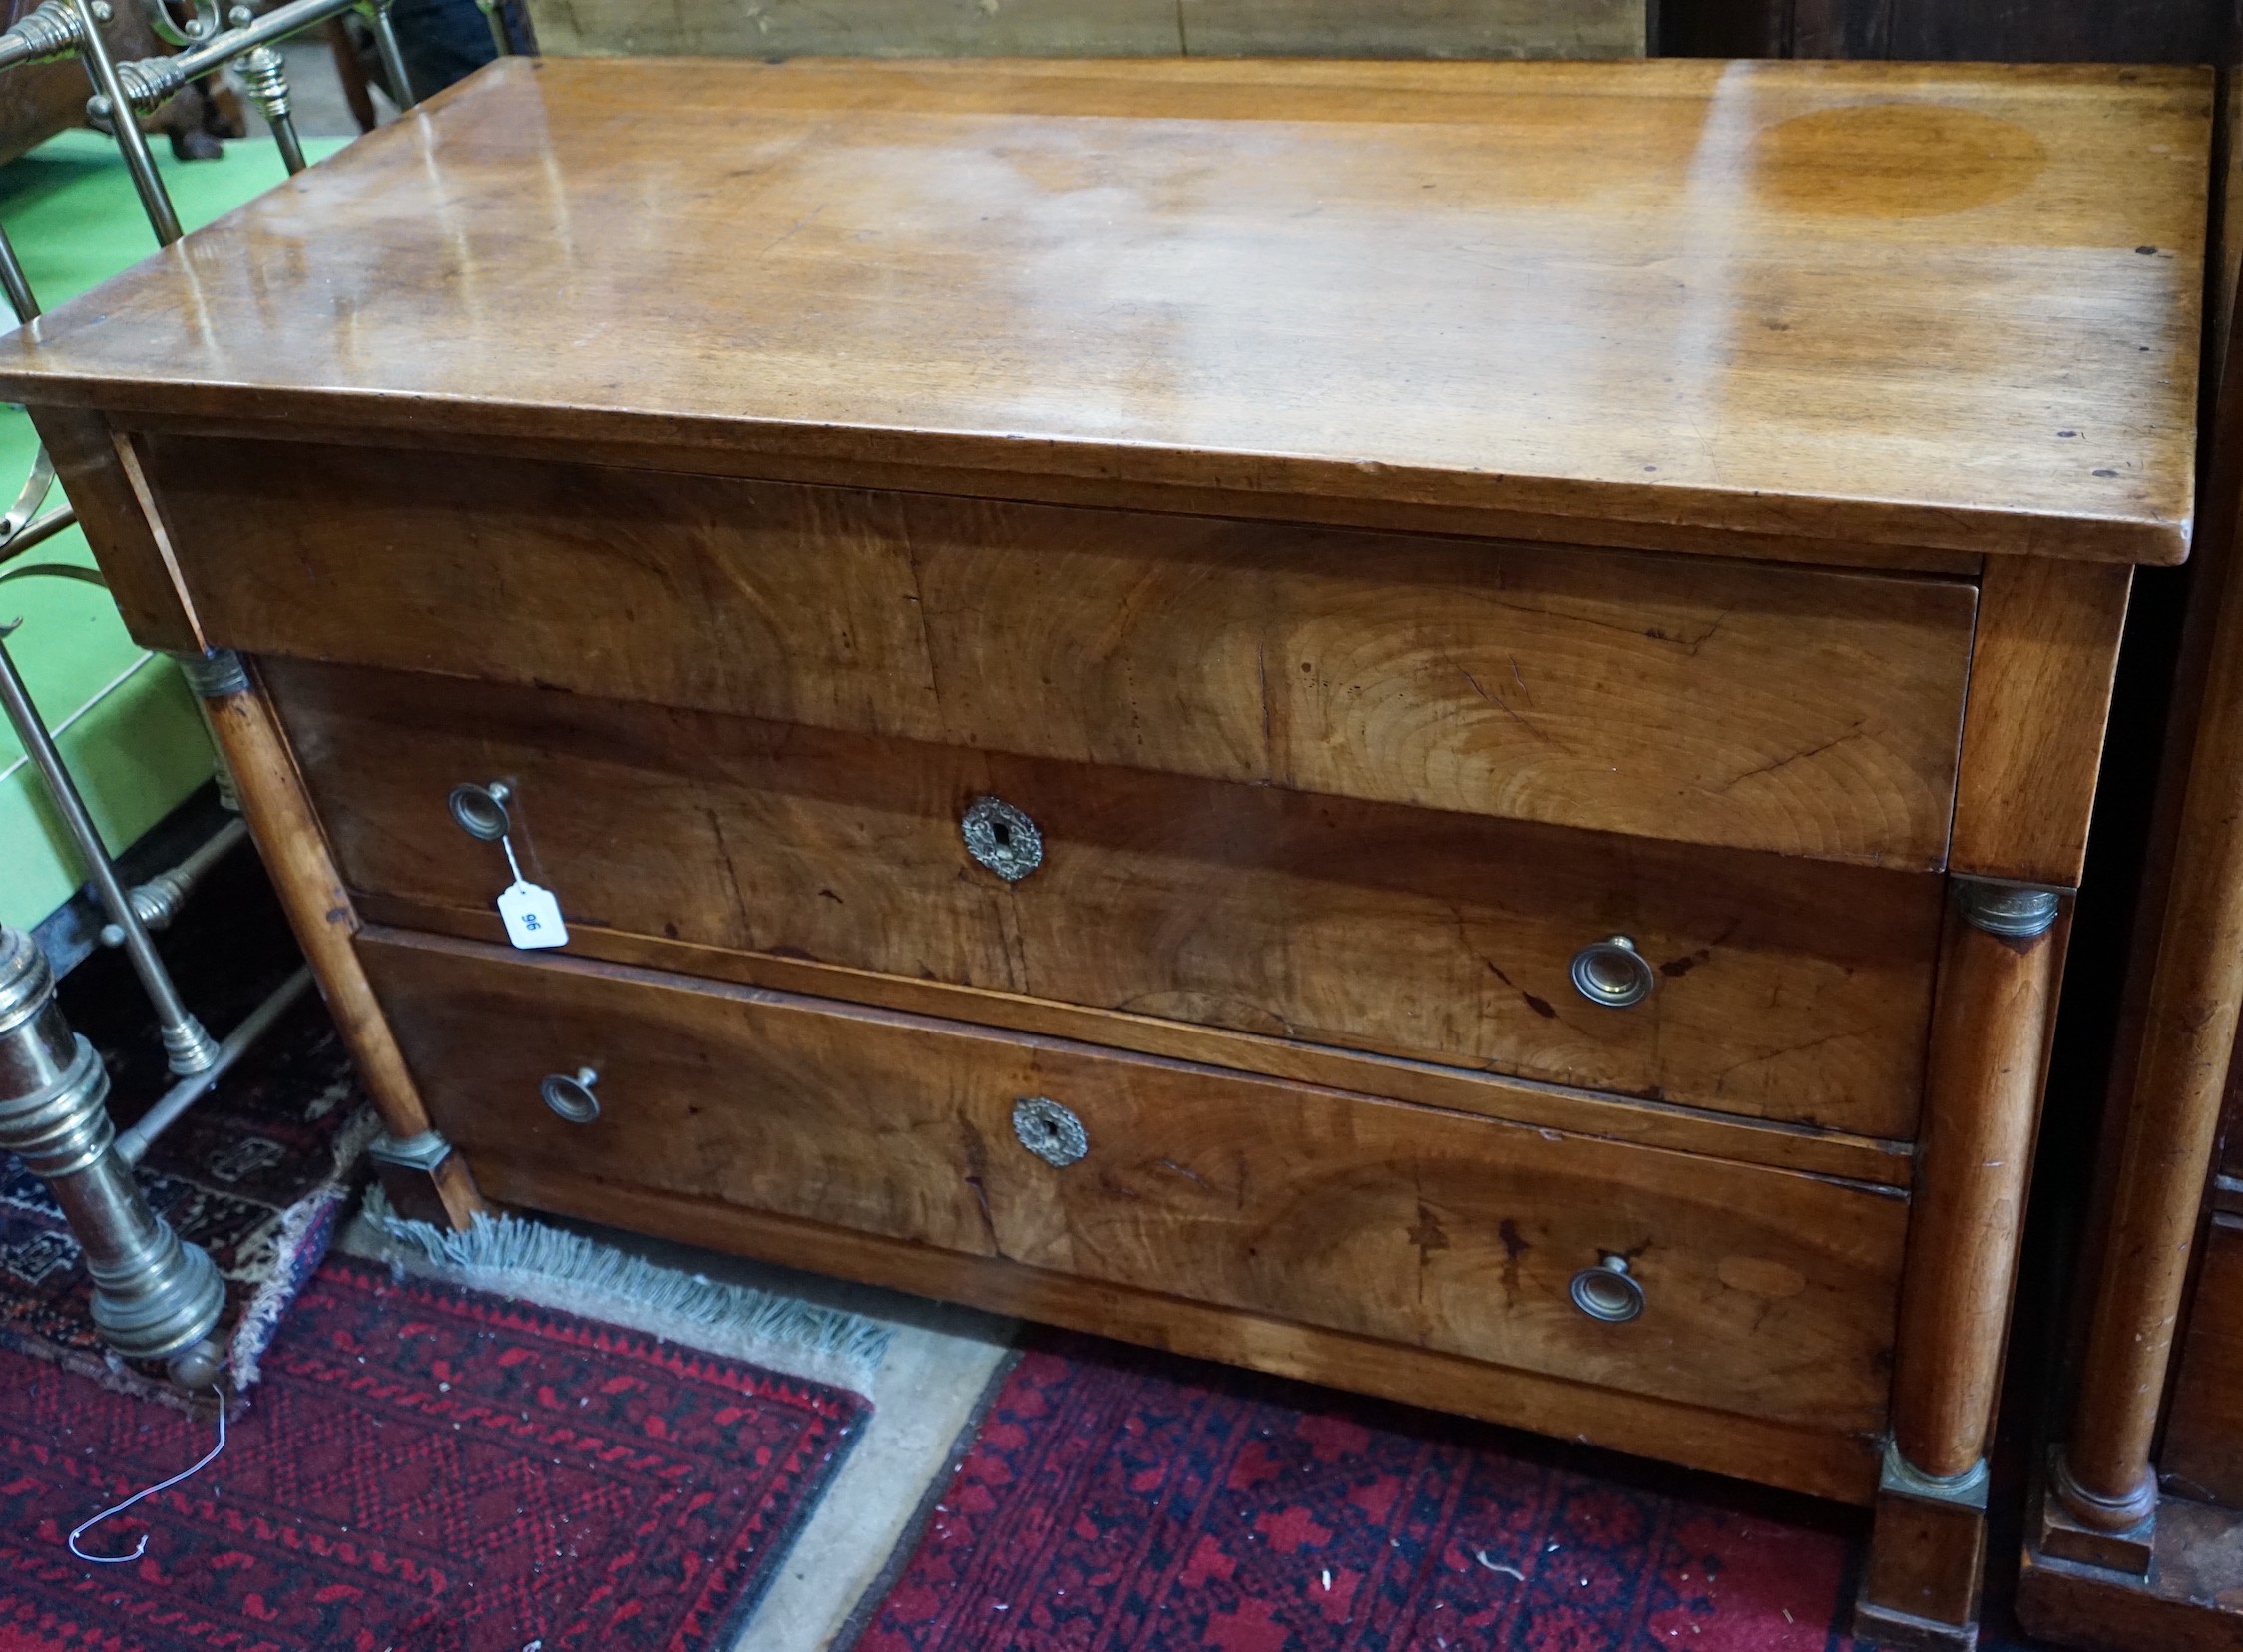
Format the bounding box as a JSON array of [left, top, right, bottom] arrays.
[[1889, 903, 2063, 1481], [359, 928, 1909, 1436], [1860, 1493, 1988, 1638], [27, 408, 201, 653], [2019, 1495, 2243, 1652], [2019, 1487, 2243, 1649], [106, 410, 1994, 579], [529, 0, 1647, 61], [1949, 557, 2133, 888], [157, 441, 1980, 867], [197, 667, 486, 1229], [347, 898, 1916, 1186], [2037, 50, 2243, 1551], [0, 56, 2206, 563], [270, 655, 1944, 1136], [478, 1156, 1883, 1502], [2151, 1215, 2243, 1509], [2059, 296, 2243, 1523]]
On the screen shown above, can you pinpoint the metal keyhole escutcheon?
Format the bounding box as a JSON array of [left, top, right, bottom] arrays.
[[1570, 935, 1653, 1008], [1570, 1255, 1645, 1323], [1012, 1096, 1087, 1167], [541, 1066, 600, 1124], [963, 796, 1043, 883]]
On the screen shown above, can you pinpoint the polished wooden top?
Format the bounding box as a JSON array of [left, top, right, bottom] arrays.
[[0, 56, 2209, 561]]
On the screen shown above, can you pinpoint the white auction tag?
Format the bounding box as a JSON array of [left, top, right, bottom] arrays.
[[497, 879, 570, 949]]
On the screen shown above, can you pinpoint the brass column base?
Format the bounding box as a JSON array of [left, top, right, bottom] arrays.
[[2041, 1447, 2157, 1575], [370, 1128, 483, 1231], [1855, 1443, 1990, 1651]]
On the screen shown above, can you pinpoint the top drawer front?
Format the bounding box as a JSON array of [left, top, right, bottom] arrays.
[[142, 436, 1976, 867]]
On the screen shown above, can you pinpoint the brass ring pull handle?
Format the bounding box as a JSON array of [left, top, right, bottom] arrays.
[[540, 1066, 600, 1123], [1570, 1254, 1645, 1323], [448, 780, 514, 842], [963, 796, 1043, 883], [1570, 936, 1653, 1008]]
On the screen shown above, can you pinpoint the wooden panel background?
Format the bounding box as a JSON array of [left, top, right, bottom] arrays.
[[1660, 0, 2239, 62], [525, 0, 2230, 72], [2161, 1214, 2243, 1507], [528, 0, 1647, 61]]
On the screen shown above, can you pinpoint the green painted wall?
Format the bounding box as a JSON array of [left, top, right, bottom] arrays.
[[0, 130, 346, 931]]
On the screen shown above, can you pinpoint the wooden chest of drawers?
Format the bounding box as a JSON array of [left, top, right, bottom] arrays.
[[0, 55, 2208, 1649]]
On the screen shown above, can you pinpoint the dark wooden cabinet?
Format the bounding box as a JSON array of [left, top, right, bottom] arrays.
[[2014, 54, 2243, 1652], [1659, 0, 2241, 64]]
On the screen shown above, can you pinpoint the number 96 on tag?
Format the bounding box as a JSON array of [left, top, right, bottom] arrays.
[[498, 880, 570, 950]]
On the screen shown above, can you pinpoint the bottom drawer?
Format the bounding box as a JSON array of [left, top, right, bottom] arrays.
[[360, 929, 1907, 1442]]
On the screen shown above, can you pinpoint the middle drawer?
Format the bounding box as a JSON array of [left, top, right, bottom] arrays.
[[272, 657, 1942, 1138]]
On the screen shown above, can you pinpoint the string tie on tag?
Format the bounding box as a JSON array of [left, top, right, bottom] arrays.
[[68, 1387, 226, 1564]]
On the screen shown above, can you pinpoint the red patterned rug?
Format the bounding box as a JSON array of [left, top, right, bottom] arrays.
[[846, 1332, 1868, 1652], [0, 1253, 869, 1651]]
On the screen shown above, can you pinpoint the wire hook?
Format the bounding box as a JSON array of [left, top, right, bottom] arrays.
[[68, 1387, 226, 1564]]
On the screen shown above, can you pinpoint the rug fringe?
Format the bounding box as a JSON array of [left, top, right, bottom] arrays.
[[226, 1104, 383, 1393], [348, 1188, 893, 1391]]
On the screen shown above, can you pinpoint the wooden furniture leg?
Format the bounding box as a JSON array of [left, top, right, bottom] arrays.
[[177, 649, 483, 1230], [2039, 434, 2243, 1573], [1856, 880, 2065, 1650]]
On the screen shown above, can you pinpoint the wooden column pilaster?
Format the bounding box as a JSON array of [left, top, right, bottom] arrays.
[[1857, 881, 2065, 1650], [178, 649, 485, 1231], [2036, 441, 2243, 1568]]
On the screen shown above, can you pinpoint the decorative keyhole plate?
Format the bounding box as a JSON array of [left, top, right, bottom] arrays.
[[963, 796, 1044, 882], [1011, 1096, 1088, 1167]]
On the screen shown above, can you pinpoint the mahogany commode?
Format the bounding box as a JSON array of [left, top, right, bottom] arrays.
[[0, 55, 2207, 1649]]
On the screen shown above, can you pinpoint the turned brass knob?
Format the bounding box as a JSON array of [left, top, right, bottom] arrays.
[[540, 1066, 600, 1123], [1570, 1255, 1644, 1323], [448, 780, 514, 842], [1570, 936, 1653, 1008]]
